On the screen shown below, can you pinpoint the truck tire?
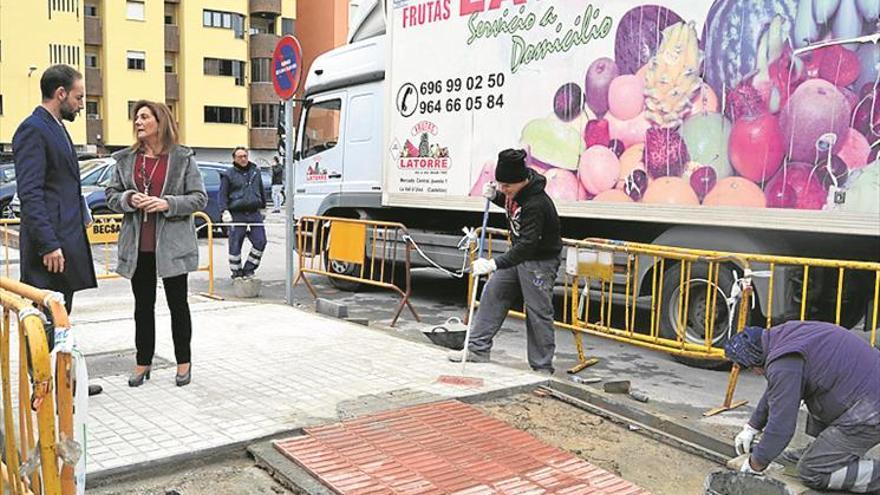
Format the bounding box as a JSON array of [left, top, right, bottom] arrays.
[[323, 251, 365, 292], [659, 262, 742, 370], [792, 267, 872, 330]]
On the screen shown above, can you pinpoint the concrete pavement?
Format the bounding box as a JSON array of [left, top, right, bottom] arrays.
[[33, 285, 546, 480]]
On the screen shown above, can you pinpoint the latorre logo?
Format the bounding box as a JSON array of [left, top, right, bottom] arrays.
[[398, 121, 449, 170]]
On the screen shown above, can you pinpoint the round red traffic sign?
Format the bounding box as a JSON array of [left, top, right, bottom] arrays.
[[272, 35, 303, 100]]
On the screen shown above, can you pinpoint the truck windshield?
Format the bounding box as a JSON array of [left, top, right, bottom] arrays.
[[301, 99, 341, 159]]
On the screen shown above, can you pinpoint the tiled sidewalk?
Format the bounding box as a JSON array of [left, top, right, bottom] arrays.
[[56, 299, 544, 476]]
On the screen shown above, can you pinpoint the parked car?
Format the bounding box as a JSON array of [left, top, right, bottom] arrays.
[[9, 158, 111, 217], [0, 163, 17, 219], [77, 160, 232, 236], [10, 159, 233, 236]]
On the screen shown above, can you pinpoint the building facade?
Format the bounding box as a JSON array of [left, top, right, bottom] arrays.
[[0, 0, 296, 165]]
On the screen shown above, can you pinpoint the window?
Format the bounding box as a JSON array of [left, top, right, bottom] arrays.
[[250, 17, 275, 35], [164, 4, 176, 25], [302, 99, 341, 158], [81, 166, 106, 186], [199, 168, 222, 188], [203, 9, 245, 38], [85, 53, 98, 68], [126, 1, 145, 21], [127, 51, 145, 70], [204, 106, 246, 124], [251, 104, 279, 128], [204, 58, 245, 86], [49, 0, 78, 14], [251, 58, 271, 83], [84, 3, 98, 16], [282, 18, 295, 36], [165, 54, 175, 74], [86, 100, 99, 119], [49, 44, 80, 66], [0, 95, 3, 116]]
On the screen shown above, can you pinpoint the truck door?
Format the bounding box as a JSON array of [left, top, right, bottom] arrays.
[[294, 93, 345, 218]]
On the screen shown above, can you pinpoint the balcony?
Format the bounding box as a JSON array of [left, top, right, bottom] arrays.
[[86, 118, 103, 145], [84, 16, 102, 45], [250, 33, 280, 58], [250, 82, 276, 104], [249, 0, 281, 15], [165, 24, 179, 52], [85, 68, 102, 96], [249, 128, 277, 150], [165, 74, 179, 101]]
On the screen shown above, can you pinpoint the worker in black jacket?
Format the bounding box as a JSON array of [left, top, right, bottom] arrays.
[[448, 149, 563, 374], [220, 147, 267, 278]]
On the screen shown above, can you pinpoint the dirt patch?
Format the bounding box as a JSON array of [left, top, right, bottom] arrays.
[[86, 457, 296, 495], [475, 392, 720, 495]]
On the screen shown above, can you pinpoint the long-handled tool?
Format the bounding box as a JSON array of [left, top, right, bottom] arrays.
[[437, 197, 491, 387]]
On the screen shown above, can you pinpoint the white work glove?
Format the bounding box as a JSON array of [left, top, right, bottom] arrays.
[[740, 456, 764, 475], [735, 424, 761, 455], [221, 210, 233, 223], [481, 181, 497, 200], [472, 258, 497, 276]]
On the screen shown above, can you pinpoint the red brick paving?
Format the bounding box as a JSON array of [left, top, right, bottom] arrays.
[[274, 400, 650, 494]]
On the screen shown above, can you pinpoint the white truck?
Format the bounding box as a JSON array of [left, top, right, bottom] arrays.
[[292, 0, 880, 359]]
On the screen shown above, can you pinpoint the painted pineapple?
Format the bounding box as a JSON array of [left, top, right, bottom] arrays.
[[644, 21, 702, 129]]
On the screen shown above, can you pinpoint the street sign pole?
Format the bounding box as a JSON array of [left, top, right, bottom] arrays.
[[284, 99, 295, 306], [272, 34, 304, 307]]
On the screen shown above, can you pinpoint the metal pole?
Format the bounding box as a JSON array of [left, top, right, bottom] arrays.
[[284, 99, 295, 305]]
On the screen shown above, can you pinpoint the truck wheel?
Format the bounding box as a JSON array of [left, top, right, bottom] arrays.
[[793, 267, 872, 330], [322, 251, 364, 292], [659, 263, 741, 370]]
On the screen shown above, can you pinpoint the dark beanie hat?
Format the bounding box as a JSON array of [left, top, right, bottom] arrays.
[[495, 149, 529, 183]]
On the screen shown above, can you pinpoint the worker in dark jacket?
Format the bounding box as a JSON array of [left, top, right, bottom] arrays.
[[448, 149, 562, 374], [727, 321, 880, 493], [219, 147, 267, 278]]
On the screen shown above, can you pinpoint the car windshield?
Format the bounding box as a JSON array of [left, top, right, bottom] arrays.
[[81, 165, 108, 186]]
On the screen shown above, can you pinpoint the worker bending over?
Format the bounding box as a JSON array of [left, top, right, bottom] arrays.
[[727, 321, 880, 493]]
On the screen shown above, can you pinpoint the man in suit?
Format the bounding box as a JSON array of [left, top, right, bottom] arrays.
[[13, 65, 102, 396]]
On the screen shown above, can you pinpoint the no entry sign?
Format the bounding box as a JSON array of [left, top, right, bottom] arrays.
[[272, 35, 303, 100]]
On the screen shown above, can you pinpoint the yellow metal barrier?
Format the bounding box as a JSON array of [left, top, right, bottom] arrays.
[[294, 216, 420, 326], [0, 278, 77, 495], [470, 227, 880, 414], [1, 212, 216, 297]]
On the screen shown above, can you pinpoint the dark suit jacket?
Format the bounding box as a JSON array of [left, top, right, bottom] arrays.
[[13, 106, 97, 293]]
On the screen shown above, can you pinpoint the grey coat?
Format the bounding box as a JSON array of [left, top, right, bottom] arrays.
[[105, 146, 207, 279]]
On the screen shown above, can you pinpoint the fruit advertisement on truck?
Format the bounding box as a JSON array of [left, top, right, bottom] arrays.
[[382, 0, 880, 236]]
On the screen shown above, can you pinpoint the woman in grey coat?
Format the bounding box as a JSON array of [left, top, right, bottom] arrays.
[[106, 101, 207, 388]]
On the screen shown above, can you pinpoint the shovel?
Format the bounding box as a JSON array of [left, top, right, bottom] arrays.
[[437, 196, 491, 387]]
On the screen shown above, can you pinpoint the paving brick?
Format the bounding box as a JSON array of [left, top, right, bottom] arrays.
[[276, 400, 650, 495]]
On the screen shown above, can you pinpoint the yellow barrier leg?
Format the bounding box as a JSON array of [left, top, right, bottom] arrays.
[[567, 277, 599, 374], [703, 364, 749, 417], [704, 283, 752, 417]]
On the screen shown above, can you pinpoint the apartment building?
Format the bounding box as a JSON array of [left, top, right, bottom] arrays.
[[0, 0, 296, 165]]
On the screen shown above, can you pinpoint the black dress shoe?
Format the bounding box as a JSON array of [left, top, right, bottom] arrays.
[[88, 384, 103, 396]]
